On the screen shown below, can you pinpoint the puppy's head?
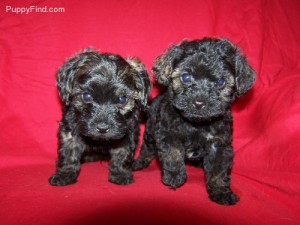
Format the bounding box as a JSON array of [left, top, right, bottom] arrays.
[[153, 38, 255, 122], [57, 49, 150, 141]]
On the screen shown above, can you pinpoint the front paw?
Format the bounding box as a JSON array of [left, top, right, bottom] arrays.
[[162, 168, 187, 189], [208, 190, 239, 205], [109, 174, 134, 185], [48, 173, 77, 186]]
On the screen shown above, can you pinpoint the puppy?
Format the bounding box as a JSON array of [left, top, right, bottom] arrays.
[[49, 49, 150, 186], [133, 38, 255, 205]]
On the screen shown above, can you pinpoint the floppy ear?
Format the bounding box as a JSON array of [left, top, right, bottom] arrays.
[[234, 53, 256, 96], [220, 39, 256, 97], [126, 57, 151, 109], [152, 43, 185, 86], [56, 48, 94, 105]]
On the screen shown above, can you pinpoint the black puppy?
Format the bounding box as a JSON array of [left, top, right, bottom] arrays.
[[133, 38, 255, 205], [49, 49, 150, 186]]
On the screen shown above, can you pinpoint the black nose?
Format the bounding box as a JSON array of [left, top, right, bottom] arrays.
[[96, 123, 110, 133], [193, 101, 205, 110]]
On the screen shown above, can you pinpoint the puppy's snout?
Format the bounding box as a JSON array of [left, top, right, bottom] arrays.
[[193, 101, 205, 110], [96, 123, 110, 133]]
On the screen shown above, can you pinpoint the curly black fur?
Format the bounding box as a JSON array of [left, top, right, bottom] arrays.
[[133, 38, 255, 205], [49, 49, 150, 186]]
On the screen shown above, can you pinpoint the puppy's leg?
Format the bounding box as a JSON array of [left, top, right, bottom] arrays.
[[203, 142, 239, 205], [159, 146, 187, 189], [109, 147, 134, 185], [49, 134, 84, 186], [132, 131, 156, 171]]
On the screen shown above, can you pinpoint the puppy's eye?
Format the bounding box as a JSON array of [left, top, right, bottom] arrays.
[[217, 78, 226, 88], [181, 73, 191, 83], [118, 96, 127, 105], [82, 92, 93, 103]]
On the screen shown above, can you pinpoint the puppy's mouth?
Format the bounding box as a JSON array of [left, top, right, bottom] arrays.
[[180, 112, 223, 123], [173, 103, 225, 123], [90, 134, 125, 142], [81, 128, 127, 142], [84, 133, 126, 142]]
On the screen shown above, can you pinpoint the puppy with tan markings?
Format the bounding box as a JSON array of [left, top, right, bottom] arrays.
[[133, 38, 255, 205], [49, 49, 150, 186]]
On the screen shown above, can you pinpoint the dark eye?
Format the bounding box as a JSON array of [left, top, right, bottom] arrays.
[[82, 92, 93, 103], [181, 73, 191, 83], [217, 78, 226, 88], [118, 96, 127, 105]]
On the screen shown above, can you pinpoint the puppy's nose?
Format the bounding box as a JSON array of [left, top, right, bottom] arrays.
[[96, 123, 110, 133], [193, 101, 205, 110]]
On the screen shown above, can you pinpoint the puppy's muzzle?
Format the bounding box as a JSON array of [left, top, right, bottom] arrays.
[[96, 123, 110, 134], [193, 101, 205, 110]]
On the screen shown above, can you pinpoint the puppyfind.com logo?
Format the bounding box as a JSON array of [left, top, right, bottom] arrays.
[[6, 5, 65, 14]]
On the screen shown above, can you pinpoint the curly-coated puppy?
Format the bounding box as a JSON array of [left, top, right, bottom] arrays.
[[49, 49, 150, 186], [133, 38, 255, 205]]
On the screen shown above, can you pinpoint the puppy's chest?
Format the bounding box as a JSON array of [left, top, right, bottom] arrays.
[[172, 122, 218, 160], [183, 124, 214, 145], [87, 143, 110, 154], [159, 115, 216, 142]]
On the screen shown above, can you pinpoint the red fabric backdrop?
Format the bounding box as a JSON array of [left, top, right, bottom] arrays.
[[1, 0, 300, 224]]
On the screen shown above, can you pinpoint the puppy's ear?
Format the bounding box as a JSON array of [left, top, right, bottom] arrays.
[[127, 57, 151, 109], [221, 39, 256, 97], [234, 53, 256, 97], [152, 43, 184, 86], [56, 48, 94, 105]]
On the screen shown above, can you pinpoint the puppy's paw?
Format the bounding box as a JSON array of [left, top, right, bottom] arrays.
[[109, 174, 134, 185], [209, 190, 239, 205], [48, 173, 77, 186], [162, 168, 187, 189]]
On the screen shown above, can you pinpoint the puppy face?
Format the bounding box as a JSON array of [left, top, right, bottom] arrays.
[[57, 49, 150, 141], [153, 38, 255, 122]]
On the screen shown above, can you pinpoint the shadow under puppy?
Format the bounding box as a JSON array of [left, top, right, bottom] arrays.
[[133, 38, 255, 205], [49, 49, 150, 186]]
